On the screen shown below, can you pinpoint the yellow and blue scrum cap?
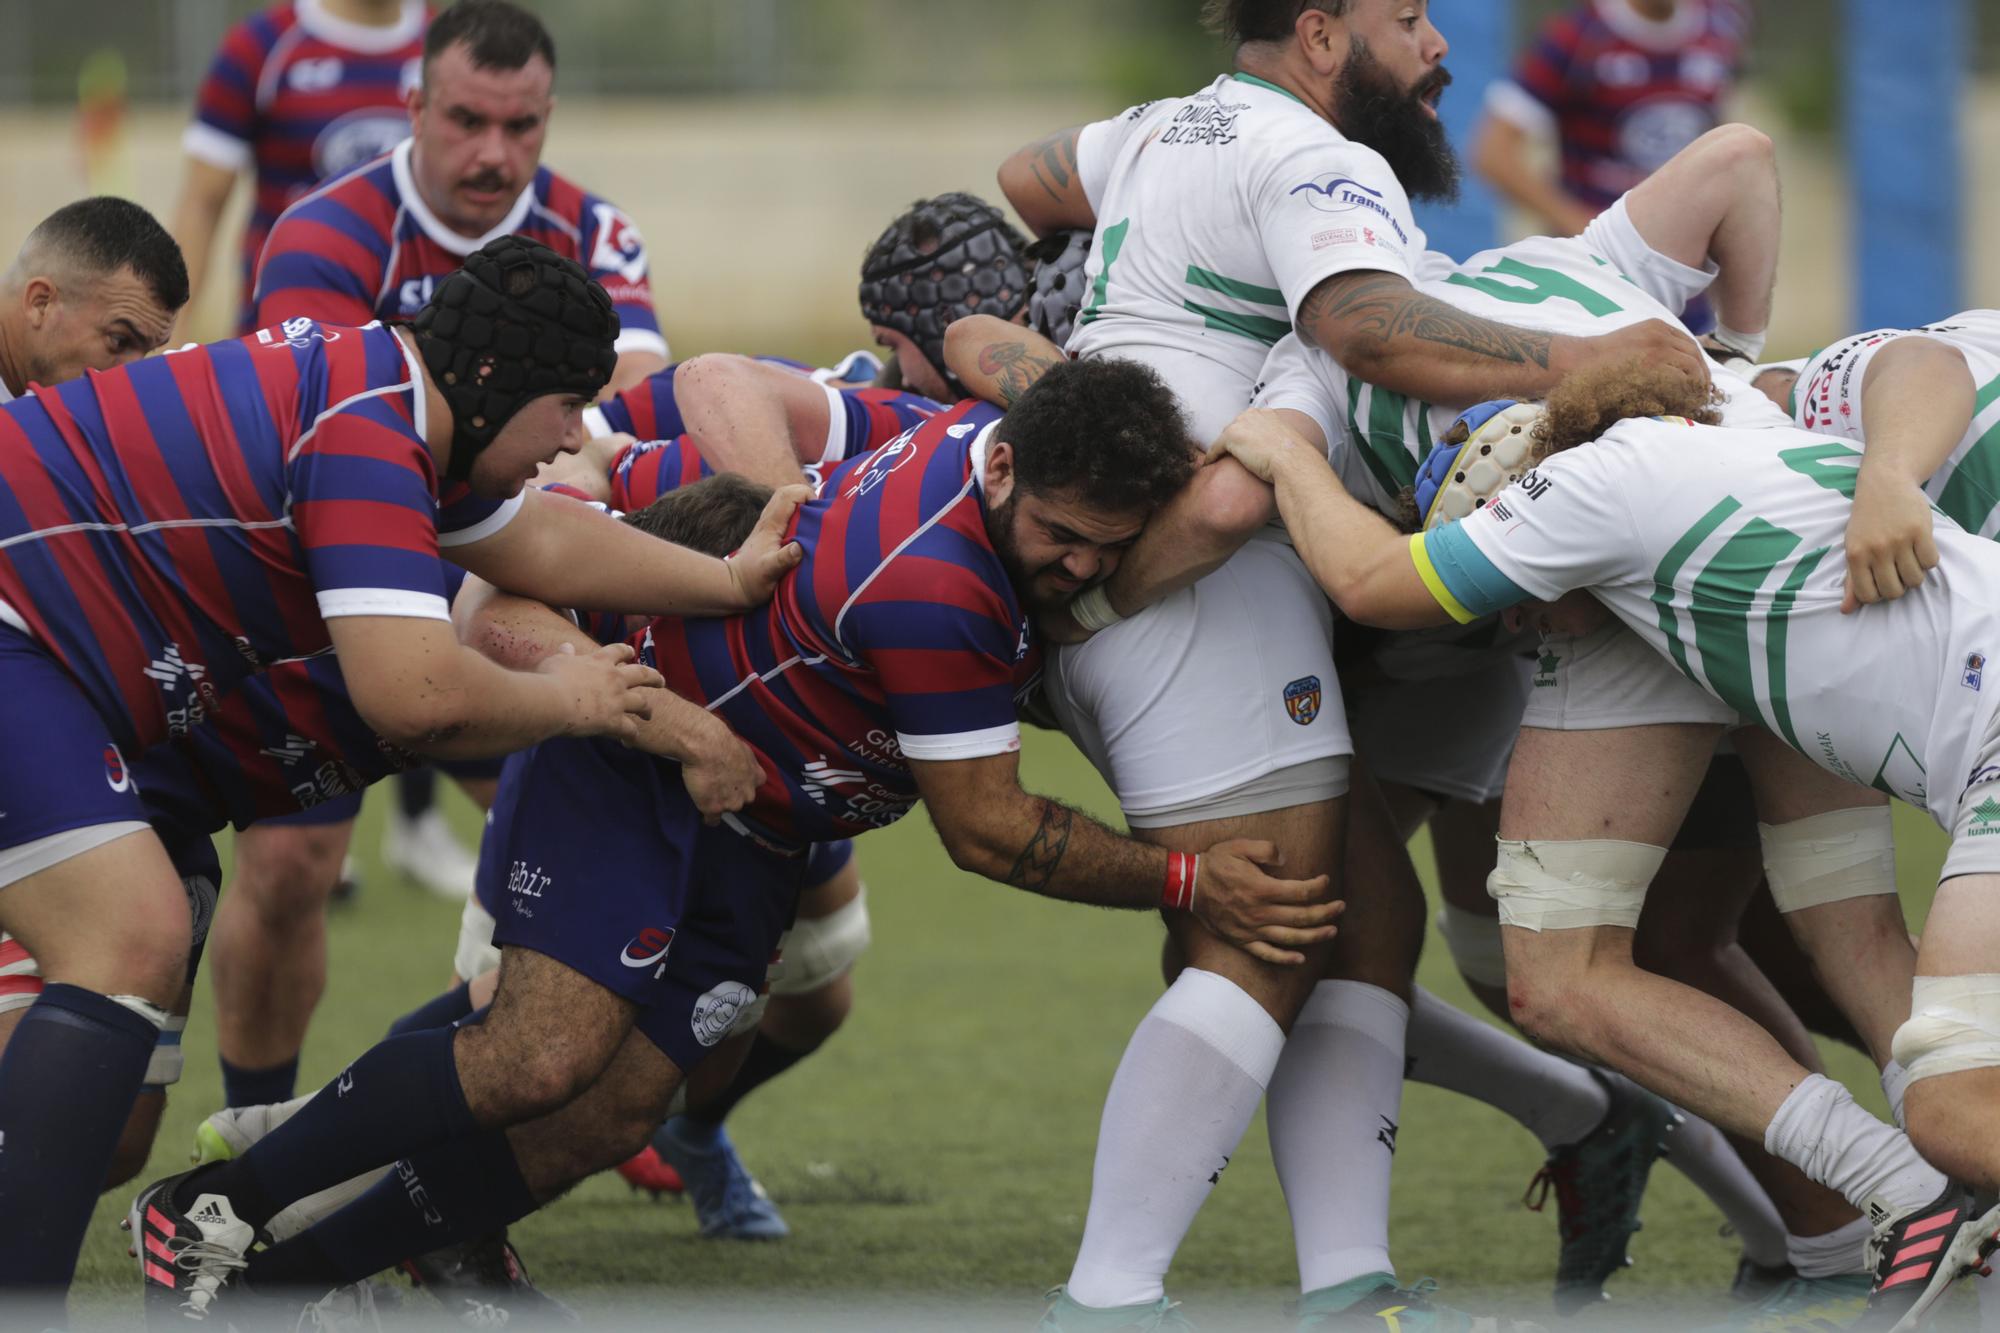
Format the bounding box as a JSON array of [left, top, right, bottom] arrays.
[[1411, 399, 1545, 529]]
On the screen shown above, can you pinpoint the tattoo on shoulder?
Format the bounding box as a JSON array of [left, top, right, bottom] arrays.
[[1027, 129, 1082, 205], [1296, 274, 1552, 369], [977, 341, 1061, 406], [1006, 799, 1074, 893]]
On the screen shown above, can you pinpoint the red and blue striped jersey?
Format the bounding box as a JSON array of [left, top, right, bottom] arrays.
[[638, 400, 1038, 846], [184, 0, 429, 334], [606, 385, 944, 512], [0, 320, 517, 752], [1488, 0, 1746, 211], [590, 355, 810, 444], [252, 138, 666, 360]]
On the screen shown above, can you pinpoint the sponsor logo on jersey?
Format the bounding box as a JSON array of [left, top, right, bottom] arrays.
[[1158, 95, 1247, 147], [288, 56, 345, 93], [620, 926, 677, 975], [103, 743, 132, 793], [1966, 652, 1986, 692], [1310, 227, 1358, 251], [1969, 796, 2000, 836], [257, 318, 340, 351], [1518, 469, 1553, 501], [842, 427, 921, 499], [1289, 175, 1411, 245], [690, 980, 756, 1047], [142, 643, 207, 693], [505, 861, 552, 917], [1282, 674, 1321, 726], [1535, 649, 1561, 688], [588, 204, 649, 285]]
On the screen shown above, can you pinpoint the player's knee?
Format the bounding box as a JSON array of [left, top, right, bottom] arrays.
[[82, 883, 190, 1001], [770, 890, 869, 1002], [767, 974, 852, 1049], [234, 828, 348, 918], [506, 1047, 602, 1121]]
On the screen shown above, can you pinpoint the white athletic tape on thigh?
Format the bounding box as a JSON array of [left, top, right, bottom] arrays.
[[1891, 974, 2000, 1083], [769, 889, 870, 997], [108, 993, 172, 1030], [1760, 807, 1896, 913], [144, 1014, 187, 1086], [453, 894, 501, 982], [1486, 839, 1665, 932], [1434, 902, 1508, 988]]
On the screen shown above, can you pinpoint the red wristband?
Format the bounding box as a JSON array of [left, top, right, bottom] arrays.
[[1163, 851, 1199, 912]]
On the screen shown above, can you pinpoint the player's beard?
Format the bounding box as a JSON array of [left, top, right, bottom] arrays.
[[1332, 36, 1460, 204], [986, 493, 1070, 616]]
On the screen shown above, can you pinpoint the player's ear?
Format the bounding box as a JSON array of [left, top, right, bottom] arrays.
[[22, 276, 56, 329], [984, 438, 1016, 506], [1295, 6, 1342, 72]]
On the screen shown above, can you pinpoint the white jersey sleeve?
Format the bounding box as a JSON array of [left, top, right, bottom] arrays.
[[1252, 134, 1421, 318], [1414, 439, 1644, 622], [1075, 103, 1157, 215]]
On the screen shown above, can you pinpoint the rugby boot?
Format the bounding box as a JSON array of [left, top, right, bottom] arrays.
[[191, 1093, 315, 1163], [1295, 1273, 1547, 1331], [614, 1143, 686, 1198], [1037, 1286, 1193, 1330], [127, 1166, 257, 1324], [1694, 1271, 1872, 1331], [1864, 1184, 2000, 1331], [652, 1117, 789, 1239], [1521, 1070, 1679, 1313], [293, 1281, 399, 1331], [402, 1229, 578, 1327]]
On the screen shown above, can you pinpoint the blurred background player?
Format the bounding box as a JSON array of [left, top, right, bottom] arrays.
[[170, 0, 427, 338], [1472, 0, 1748, 334]]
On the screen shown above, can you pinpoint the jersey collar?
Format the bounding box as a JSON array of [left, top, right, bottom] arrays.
[[294, 0, 426, 54], [1231, 71, 1306, 106], [0, 375, 14, 406], [968, 419, 997, 495], [392, 137, 538, 258]]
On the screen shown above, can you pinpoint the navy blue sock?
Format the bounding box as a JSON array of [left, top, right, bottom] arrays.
[[246, 1128, 536, 1291], [385, 983, 474, 1038], [395, 767, 438, 821], [219, 1054, 299, 1109], [0, 984, 157, 1291], [185, 1025, 476, 1231]]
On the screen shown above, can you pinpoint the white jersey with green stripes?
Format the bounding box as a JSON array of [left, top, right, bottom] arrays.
[[1792, 309, 2000, 538], [1067, 73, 1432, 437], [1255, 230, 1786, 516], [1418, 417, 2000, 826]]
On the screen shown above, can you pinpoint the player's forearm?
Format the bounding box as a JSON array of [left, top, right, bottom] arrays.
[[674, 355, 813, 486], [998, 126, 1094, 238], [940, 788, 1168, 910], [1268, 452, 1449, 629], [945, 315, 1065, 407], [1101, 456, 1273, 617], [467, 490, 748, 616], [1858, 337, 1976, 486], [368, 645, 583, 759], [1471, 118, 1593, 236], [170, 157, 237, 323], [1296, 271, 1563, 409]]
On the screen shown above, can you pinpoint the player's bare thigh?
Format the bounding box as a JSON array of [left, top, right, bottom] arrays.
[[456, 945, 640, 1125], [1500, 723, 1725, 843], [1616, 123, 1776, 272], [1899, 872, 2000, 1189], [0, 830, 189, 1002]]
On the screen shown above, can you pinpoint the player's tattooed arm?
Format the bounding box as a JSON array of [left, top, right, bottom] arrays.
[[944, 315, 1064, 407], [999, 125, 1096, 237], [911, 753, 1340, 963], [1296, 271, 1710, 408]]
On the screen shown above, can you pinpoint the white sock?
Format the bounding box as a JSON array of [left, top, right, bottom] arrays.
[[1786, 1215, 1872, 1279], [1881, 1059, 1912, 1130], [1268, 981, 1410, 1293], [1713, 322, 1768, 363], [1403, 985, 1608, 1150], [1764, 1074, 1947, 1215], [1653, 1100, 1789, 1269], [1065, 969, 1285, 1309]]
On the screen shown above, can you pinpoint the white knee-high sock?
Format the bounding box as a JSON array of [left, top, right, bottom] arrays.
[[1647, 1098, 1789, 1269], [1065, 969, 1286, 1309], [1765, 1074, 1946, 1215], [1403, 985, 1607, 1150], [1268, 980, 1410, 1294]]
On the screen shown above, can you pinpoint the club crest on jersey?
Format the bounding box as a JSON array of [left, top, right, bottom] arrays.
[[314, 109, 411, 183], [1966, 652, 1986, 692], [1282, 675, 1322, 727], [620, 926, 677, 976], [103, 743, 132, 793], [691, 980, 756, 1048], [258, 317, 339, 351], [588, 204, 649, 285]]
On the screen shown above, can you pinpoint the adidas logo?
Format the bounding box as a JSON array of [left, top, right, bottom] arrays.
[[192, 1198, 231, 1226]]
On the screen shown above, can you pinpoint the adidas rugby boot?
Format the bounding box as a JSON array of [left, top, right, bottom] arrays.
[[1694, 1271, 1872, 1331], [191, 1093, 315, 1163], [1864, 1183, 2000, 1331], [1295, 1273, 1546, 1331], [127, 1167, 257, 1323], [402, 1230, 578, 1327], [1522, 1071, 1679, 1313], [651, 1118, 788, 1239], [1036, 1286, 1192, 1331]]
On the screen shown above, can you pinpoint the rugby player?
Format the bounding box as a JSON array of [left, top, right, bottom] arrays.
[[253, 0, 666, 387], [171, 0, 427, 334], [1210, 362, 2000, 1327], [995, 1, 1768, 1317], [131, 358, 1342, 1321], [0, 235, 797, 1307], [212, 0, 670, 1121]]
